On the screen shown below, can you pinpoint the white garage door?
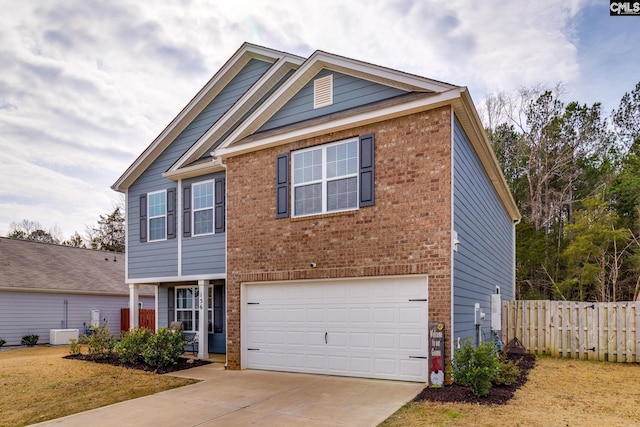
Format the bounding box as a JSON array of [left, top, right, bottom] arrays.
[[243, 275, 428, 382]]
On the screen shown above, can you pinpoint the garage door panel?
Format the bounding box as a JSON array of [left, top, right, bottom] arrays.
[[244, 276, 428, 382]]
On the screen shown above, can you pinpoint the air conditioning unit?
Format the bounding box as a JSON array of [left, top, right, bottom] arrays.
[[50, 329, 79, 345]]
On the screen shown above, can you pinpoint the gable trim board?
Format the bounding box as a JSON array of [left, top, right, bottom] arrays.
[[214, 87, 519, 222], [112, 43, 304, 193], [214, 50, 457, 153]]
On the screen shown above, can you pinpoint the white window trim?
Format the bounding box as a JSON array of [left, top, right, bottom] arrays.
[[175, 285, 214, 333], [148, 189, 167, 242], [192, 180, 215, 236], [291, 137, 359, 218]]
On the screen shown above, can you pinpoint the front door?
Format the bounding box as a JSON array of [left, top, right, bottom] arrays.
[[208, 283, 226, 353]]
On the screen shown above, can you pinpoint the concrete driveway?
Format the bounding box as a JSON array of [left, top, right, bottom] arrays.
[[32, 362, 424, 426]]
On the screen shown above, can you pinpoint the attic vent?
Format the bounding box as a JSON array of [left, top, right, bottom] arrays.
[[313, 74, 333, 109]]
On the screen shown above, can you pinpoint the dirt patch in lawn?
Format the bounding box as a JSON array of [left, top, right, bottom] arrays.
[[64, 353, 211, 374], [413, 353, 536, 406]]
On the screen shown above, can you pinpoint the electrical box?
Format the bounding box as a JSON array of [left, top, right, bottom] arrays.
[[90, 309, 100, 327], [491, 294, 502, 331], [474, 303, 481, 325]]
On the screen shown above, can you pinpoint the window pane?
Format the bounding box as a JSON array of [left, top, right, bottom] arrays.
[[327, 141, 357, 178], [294, 148, 322, 184], [193, 182, 213, 210], [149, 217, 166, 240], [194, 209, 213, 235], [294, 183, 322, 215], [176, 311, 193, 331], [148, 192, 166, 217], [327, 177, 357, 211]]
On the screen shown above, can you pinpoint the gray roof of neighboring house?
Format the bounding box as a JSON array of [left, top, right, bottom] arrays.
[[0, 237, 154, 296]]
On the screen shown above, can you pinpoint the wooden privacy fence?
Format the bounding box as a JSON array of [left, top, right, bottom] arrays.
[[120, 308, 156, 333], [503, 300, 640, 363]]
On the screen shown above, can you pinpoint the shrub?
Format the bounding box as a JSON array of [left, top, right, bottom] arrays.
[[452, 339, 500, 397], [0, 338, 6, 347], [68, 339, 82, 355], [118, 328, 152, 364], [493, 353, 521, 386], [86, 323, 117, 359], [141, 327, 185, 369], [21, 334, 39, 347]]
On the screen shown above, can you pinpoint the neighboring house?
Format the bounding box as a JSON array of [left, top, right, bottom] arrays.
[[0, 237, 154, 345], [112, 43, 520, 382]]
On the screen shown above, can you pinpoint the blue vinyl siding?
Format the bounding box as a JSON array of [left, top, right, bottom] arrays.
[[452, 116, 514, 345], [181, 173, 226, 276], [127, 60, 270, 280], [0, 291, 153, 345], [258, 69, 407, 132]]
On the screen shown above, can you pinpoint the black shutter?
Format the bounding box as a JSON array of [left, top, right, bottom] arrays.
[[359, 133, 375, 207], [168, 287, 175, 324], [215, 178, 226, 233], [276, 153, 289, 218], [139, 194, 147, 242], [167, 188, 176, 239], [183, 186, 191, 237]]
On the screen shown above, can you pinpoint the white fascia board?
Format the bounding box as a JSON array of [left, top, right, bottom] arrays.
[[162, 158, 226, 181], [125, 273, 226, 285], [111, 44, 285, 192], [454, 89, 520, 222], [311, 51, 458, 93], [214, 88, 463, 158], [169, 54, 304, 172], [215, 50, 460, 152]]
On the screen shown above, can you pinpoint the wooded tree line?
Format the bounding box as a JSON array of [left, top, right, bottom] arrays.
[[7, 203, 125, 252], [483, 82, 640, 302]]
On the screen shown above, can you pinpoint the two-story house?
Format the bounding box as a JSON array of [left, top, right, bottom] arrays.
[[112, 43, 520, 383]]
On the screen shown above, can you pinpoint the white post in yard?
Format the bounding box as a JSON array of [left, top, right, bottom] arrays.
[[197, 280, 209, 360], [129, 283, 140, 330]]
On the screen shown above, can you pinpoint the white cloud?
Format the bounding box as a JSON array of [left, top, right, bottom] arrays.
[[0, 0, 636, 237]]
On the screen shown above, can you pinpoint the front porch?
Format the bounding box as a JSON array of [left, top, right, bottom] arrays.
[[128, 279, 226, 360]]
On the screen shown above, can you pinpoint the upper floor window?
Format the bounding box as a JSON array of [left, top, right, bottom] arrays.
[[148, 190, 166, 241], [293, 138, 358, 216], [276, 134, 374, 219], [193, 181, 214, 235]]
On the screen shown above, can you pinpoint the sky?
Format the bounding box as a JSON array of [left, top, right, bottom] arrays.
[[1, 0, 639, 239]]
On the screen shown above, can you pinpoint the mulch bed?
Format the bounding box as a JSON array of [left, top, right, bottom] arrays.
[[64, 354, 211, 374], [413, 353, 536, 406]]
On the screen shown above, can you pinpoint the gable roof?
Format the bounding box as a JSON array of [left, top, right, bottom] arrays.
[[112, 43, 304, 191], [0, 237, 153, 296], [112, 42, 520, 222]]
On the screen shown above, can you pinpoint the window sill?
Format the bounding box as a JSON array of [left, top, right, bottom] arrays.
[[290, 209, 358, 222]]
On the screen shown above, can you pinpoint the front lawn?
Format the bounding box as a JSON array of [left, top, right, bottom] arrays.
[[0, 346, 197, 427], [381, 356, 640, 426]]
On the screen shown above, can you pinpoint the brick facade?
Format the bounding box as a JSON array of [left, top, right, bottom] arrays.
[[226, 106, 453, 369]]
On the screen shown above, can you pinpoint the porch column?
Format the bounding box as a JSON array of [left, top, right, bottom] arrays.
[[129, 283, 140, 330], [197, 279, 209, 359]]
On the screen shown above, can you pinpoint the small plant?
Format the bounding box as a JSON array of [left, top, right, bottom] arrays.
[[493, 353, 521, 386], [118, 327, 152, 364], [0, 338, 6, 347], [86, 323, 117, 359], [141, 327, 185, 369], [21, 334, 39, 347], [68, 339, 82, 355], [452, 339, 500, 397]]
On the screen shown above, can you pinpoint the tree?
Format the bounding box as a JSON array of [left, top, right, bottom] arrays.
[[8, 220, 60, 244], [613, 81, 640, 147], [562, 195, 631, 302], [89, 206, 125, 252], [62, 231, 87, 248]]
